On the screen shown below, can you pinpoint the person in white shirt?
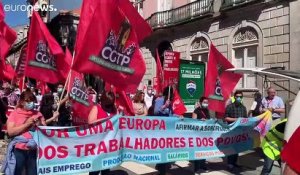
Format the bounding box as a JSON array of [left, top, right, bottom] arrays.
[[261, 87, 285, 120], [144, 85, 154, 110]]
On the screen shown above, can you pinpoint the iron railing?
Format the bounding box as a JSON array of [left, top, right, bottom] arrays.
[[146, 0, 213, 29], [222, 0, 259, 9]]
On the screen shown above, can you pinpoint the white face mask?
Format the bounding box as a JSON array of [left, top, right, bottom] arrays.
[[202, 103, 208, 108]]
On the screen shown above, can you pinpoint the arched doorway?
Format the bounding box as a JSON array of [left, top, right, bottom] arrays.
[[157, 40, 173, 64]]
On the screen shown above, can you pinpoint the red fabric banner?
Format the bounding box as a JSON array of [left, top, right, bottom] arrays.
[[154, 49, 164, 95], [172, 88, 187, 115], [0, 63, 15, 81], [15, 44, 27, 77], [204, 44, 242, 113], [72, 0, 151, 92], [68, 69, 93, 125], [0, 21, 17, 69], [118, 0, 152, 43], [25, 11, 68, 84], [0, 2, 5, 22], [115, 89, 135, 116], [163, 51, 180, 88], [0, 2, 16, 73]]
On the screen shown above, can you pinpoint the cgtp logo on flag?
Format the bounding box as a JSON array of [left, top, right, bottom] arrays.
[[208, 63, 224, 101], [70, 77, 89, 106], [29, 40, 56, 70], [89, 20, 136, 74], [186, 80, 196, 97]]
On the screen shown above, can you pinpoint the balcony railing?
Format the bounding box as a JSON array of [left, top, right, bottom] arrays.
[[146, 0, 213, 29], [222, 0, 259, 9]]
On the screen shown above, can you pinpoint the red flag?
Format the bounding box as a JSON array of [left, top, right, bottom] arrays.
[[15, 44, 27, 77], [18, 76, 25, 92], [0, 21, 17, 69], [73, 0, 151, 92], [65, 48, 72, 67], [115, 89, 135, 116], [172, 89, 187, 115], [0, 2, 5, 22], [204, 44, 242, 113], [155, 49, 164, 95], [0, 63, 15, 80], [68, 70, 93, 125], [118, 0, 152, 42], [25, 11, 68, 84], [36, 81, 49, 95]]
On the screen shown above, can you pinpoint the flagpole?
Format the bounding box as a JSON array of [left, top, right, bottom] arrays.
[[168, 85, 170, 100], [56, 50, 75, 112], [21, 76, 25, 92]]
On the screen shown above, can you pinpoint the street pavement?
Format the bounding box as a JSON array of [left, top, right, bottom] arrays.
[[81, 149, 281, 175]]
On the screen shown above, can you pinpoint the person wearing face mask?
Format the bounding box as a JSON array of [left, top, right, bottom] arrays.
[[87, 90, 117, 175], [54, 84, 71, 126], [224, 90, 247, 172], [191, 97, 210, 173], [192, 97, 210, 120], [5, 90, 55, 175]]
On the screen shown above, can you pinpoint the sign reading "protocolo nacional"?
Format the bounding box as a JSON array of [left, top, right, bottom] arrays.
[[31, 112, 271, 175]]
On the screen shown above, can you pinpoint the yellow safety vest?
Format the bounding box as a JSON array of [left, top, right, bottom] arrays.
[[231, 96, 235, 103], [261, 118, 287, 160]]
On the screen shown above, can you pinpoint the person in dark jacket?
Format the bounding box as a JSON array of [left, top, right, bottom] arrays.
[[191, 96, 210, 173], [248, 92, 263, 117]]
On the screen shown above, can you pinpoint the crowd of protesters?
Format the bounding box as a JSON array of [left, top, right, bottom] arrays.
[[0, 79, 297, 175]]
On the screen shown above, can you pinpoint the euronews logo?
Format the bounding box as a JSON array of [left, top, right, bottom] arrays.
[[4, 3, 57, 12]]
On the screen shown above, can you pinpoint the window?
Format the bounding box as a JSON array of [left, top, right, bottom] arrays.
[[190, 36, 209, 73], [232, 28, 258, 89]]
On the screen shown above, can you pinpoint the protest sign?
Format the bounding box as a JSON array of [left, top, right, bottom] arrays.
[[179, 60, 205, 113], [31, 111, 271, 175], [163, 51, 180, 87]]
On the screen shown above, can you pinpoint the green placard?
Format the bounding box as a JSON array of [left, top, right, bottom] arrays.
[[179, 60, 205, 113]]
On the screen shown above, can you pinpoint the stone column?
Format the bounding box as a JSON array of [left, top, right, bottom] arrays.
[[289, 0, 300, 98]]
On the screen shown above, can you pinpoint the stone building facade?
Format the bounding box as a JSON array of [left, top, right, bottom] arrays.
[[139, 0, 300, 106]]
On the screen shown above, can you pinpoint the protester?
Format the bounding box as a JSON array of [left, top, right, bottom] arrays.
[[248, 91, 263, 117], [224, 90, 247, 172], [30, 87, 36, 96], [154, 86, 174, 175], [39, 94, 59, 126], [192, 97, 210, 120], [0, 82, 19, 107], [87, 86, 97, 103], [35, 89, 43, 105], [282, 126, 300, 175], [5, 90, 46, 175], [54, 84, 71, 126], [191, 96, 210, 173], [88, 90, 117, 175], [261, 118, 287, 175], [144, 85, 154, 109], [262, 87, 285, 121], [154, 86, 173, 116], [132, 91, 148, 116]]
